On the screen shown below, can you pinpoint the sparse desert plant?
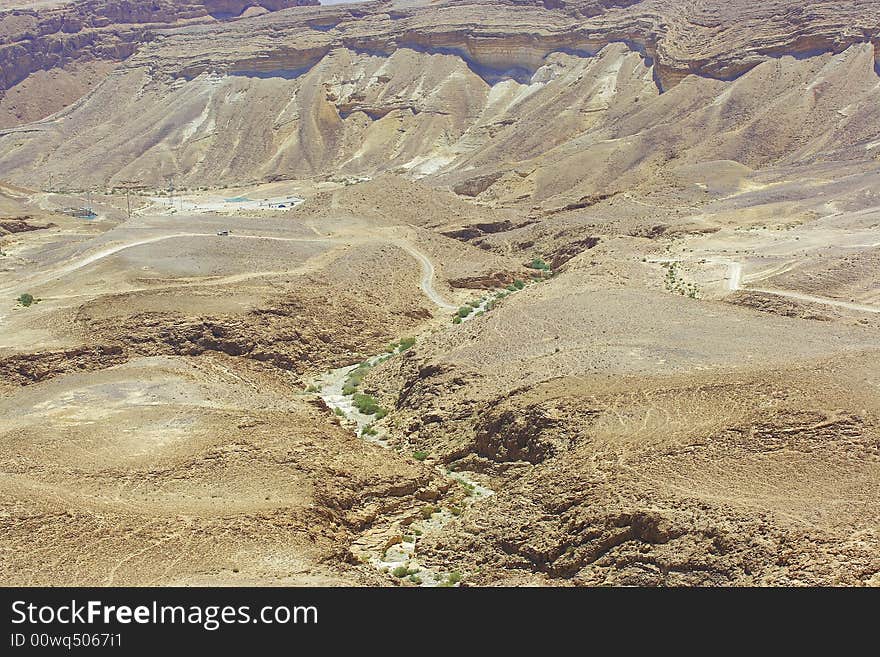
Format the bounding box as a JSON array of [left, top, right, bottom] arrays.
[[17, 293, 35, 307], [333, 407, 345, 417], [398, 336, 416, 351], [305, 384, 319, 393], [413, 450, 428, 461], [529, 257, 550, 271], [439, 571, 463, 587], [513, 279, 525, 290], [392, 565, 419, 578], [452, 315, 462, 324], [420, 504, 437, 519], [457, 306, 473, 318], [352, 393, 388, 418]]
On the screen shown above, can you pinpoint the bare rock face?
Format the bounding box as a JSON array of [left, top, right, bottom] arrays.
[[0, 0, 318, 126], [2, 0, 878, 199]]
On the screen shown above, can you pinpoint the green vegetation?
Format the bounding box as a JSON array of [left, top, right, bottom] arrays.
[[386, 336, 416, 353], [305, 384, 319, 393], [342, 363, 372, 395], [402, 534, 415, 543], [413, 450, 429, 461], [352, 393, 388, 419], [392, 565, 419, 578], [457, 306, 473, 318], [457, 478, 476, 496], [468, 299, 482, 308], [362, 424, 379, 437], [513, 279, 525, 290], [452, 315, 462, 324], [529, 257, 551, 271], [662, 261, 700, 299], [17, 293, 37, 307], [409, 574, 422, 585], [333, 407, 345, 417], [420, 504, 438, 520], [439, 571, 463, 587]]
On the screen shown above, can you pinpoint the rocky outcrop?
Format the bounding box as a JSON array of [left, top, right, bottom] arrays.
[[0, 0, 318, 124], [120, 0, 880, 92]]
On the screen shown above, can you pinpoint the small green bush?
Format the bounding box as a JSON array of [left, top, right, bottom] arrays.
[[352, 393, 388, 418], [17, 293, 35, 307], [513, 279, 525, 290], [452, 315, 462, 324], [333, 407, 345, 417], [398, 337, 416, 351], [420, 504, 437, 520], [529, 257, 550, 271], [457, 306, 473, 318], [413, 451, 429, 461]]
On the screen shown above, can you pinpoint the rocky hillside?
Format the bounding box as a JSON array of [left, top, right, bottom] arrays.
[[0, 0, 878, 198], [0, 0, 318, 126]]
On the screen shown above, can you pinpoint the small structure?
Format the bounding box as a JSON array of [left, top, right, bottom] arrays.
[[61, 207, 97, 219]]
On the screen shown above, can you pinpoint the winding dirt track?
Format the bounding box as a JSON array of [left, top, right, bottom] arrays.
[[1, 230, 458, 310]]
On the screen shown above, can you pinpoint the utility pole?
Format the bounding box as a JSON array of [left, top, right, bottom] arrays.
[[166, 175, 175, 212], [119, 180, 142, 220]]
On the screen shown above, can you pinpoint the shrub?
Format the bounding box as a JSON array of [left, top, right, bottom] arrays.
[[352, 393, 388, 418], [305, 384, 319, 393], [468, 300, 481, 308], [409, 574, 422, 585], [513, 279, 525, 290], [333, 407, 345, 417], [362, 424, 378, 437], [529, 257, 550, 271], [17, 293, 35, 307], [505, 284, 516, 292], [457, 306, 473, 318], [413, 451, 429, 461], [420, 504, 437, 520], [398, 337, 416, 351], [447, 571, 463, 585], [392, 565, 411, 578], [452, 315, 462, 324]]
